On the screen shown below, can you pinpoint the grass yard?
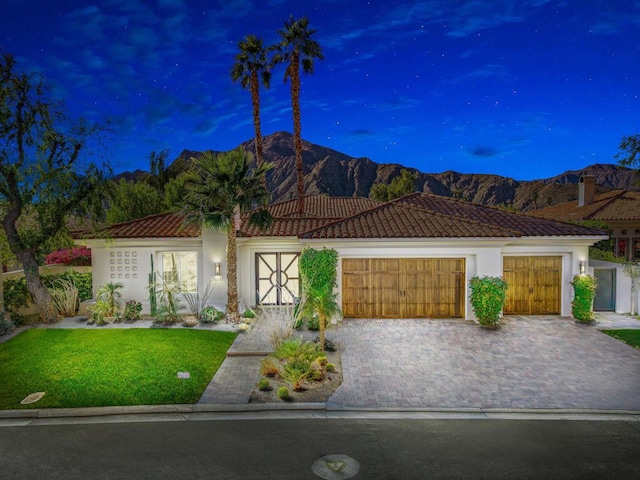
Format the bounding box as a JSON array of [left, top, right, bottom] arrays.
[[602, 330, 640, 349], [0, 328, 236, 410]]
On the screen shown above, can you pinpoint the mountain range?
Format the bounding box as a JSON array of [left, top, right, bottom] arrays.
[[162, 131, 638, 212]]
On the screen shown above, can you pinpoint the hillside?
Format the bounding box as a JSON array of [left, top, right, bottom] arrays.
[[167, 131, 637, 211]]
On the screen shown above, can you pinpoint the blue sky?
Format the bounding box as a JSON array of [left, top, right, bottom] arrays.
[[2, 0, 639, 180]]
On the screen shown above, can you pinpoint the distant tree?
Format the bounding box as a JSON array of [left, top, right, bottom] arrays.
[[163, 173, 188, 210], [0, 53, 106, 322], [180, 149, 272, 322], [275, 16, 323, 215], [231, 35, 272, 183], [615, 134, 640, 170], [106, 179, 164, 224], [147, 149, 171, 192], [370, 169, 417, 202]]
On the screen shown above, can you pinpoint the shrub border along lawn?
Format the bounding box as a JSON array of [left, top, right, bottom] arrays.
[[602, 329, 640, 350], [0, 328, 236, 410]]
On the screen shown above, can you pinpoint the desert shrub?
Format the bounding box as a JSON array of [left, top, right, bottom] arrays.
[[184, 280, 216, 318], [267, 323, 294, 350], [315, 356, 328, 366], [308, 370, 323, 381], [122, 300, 142, 321], [242, 308, 256, 319], [272, 338, 323, 391], [276, 386, 290, 401], [63, 271, 93, 302], [273, 337, 320, 365], [0, 312, 15, 337], [257, 379, 272, 391], [469, 276, 508, 328], [571, 275, 597, 323], [48, 278, 79, 317], [259, 357, 280, 377], [200, 305, 224, 324], [326, 363, 336, 373]]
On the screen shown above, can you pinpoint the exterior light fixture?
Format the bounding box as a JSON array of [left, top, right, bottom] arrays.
[[215, 262, 221, 278], [579, 260, 586, 275]]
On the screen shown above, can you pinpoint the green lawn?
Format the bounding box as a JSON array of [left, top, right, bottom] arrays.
[[0, 328, 236, 410], [602, 329, 640, 349]]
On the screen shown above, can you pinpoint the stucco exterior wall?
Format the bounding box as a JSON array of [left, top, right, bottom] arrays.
[[86, 238, 203, 314], [84, 235, 600, 320]]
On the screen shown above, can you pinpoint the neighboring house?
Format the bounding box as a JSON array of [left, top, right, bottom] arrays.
[[530, 175, 640, 261], [530, 175, 640, 314], [78, 193, 606, 320]]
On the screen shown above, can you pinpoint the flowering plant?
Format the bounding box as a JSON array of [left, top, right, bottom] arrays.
[[45, 247, 92, 266]]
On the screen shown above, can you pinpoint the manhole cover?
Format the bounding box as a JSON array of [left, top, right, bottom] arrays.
[[20, 392, 46, 405], [312, 454, 359, 479]]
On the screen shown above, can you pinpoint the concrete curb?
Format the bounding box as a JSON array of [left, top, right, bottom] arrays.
[[2, 403, 640, 423]]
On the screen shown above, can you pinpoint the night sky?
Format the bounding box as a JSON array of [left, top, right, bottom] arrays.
[[2, 1, 639, 180]]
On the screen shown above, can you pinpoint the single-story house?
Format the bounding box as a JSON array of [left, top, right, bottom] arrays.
[[530, 175, 640, 262], [78, 193, 606, 320], [530, 175, 640, 313]]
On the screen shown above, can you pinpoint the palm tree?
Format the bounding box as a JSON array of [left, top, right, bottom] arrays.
[[181, 149, 272, 322], [276, 16, 323, 215], [297, 285, 341, 352], [231, 35, 272, 182]]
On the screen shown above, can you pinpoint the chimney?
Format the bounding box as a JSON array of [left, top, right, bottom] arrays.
[[578, 175, 595, 207]]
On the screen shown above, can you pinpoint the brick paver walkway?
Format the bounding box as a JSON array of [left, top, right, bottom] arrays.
[[198, 307, 296, 404], [328, 316, 640, 410]]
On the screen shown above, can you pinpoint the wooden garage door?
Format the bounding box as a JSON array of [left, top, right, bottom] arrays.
[[503, 256, 562, 315], [342, 258, 465, 319]]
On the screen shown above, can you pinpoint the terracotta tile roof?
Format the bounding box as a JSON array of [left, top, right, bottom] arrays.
[[301, 201, 516, 239], [301, 193, 606, 240], [239, 218, 336, 237], [397, 193, 604, 237], [530, 190, 640, 222], [77, 193, 605, 241], [265, 194, 381, 218], [74, 212, 200, 239]]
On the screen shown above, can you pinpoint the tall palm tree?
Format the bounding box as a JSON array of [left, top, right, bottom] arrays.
[[276, 16, 323, 215], [181, 149, 272, 322], [231, 35, 272, 183]]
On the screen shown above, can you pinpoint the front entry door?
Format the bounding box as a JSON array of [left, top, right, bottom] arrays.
[[255, 253, 300, 305], [594, 269, 616, 311]]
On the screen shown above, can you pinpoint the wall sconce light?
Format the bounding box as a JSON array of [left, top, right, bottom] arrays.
[[579, 260, 586, 275], [215, 262, 221, 278]]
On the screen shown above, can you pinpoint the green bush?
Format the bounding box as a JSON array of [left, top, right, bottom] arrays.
[[242, 308, 256, 319], [3, 271, 93, 312], [257, 379, 271, 391], [276, 386, 291, 401], [0, 312, 15, 337], [326, 363, 336, 373], [3, 278, 30, 311], [571, 275, 597, 323], [200, 305, 224, 323], [122, 300, 142, 321], [469, 276, 508, 328]]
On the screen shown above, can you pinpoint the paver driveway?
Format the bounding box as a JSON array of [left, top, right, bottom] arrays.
[[328, 316, 640, 410]]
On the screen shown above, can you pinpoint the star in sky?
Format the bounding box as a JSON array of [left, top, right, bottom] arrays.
[[2, 0, 638, 180]]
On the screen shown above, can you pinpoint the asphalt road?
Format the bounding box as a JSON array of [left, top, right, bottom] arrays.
[[2, 417, 640, 479]]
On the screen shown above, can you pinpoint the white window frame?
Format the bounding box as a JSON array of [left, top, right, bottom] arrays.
[[159, 251, 198, 294]]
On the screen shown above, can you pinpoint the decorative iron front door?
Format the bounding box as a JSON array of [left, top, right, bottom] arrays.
[[255, 253, 300, 305]]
